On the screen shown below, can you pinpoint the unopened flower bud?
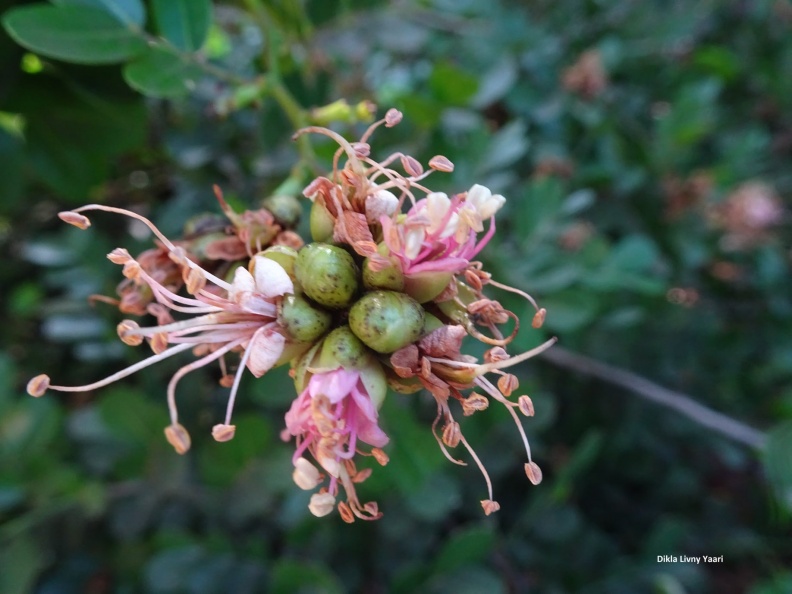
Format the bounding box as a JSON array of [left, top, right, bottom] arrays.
[[525, 461, 543, 485], [293, 457, 322, 490], [58, 211, 91, 229], [262, 194, 302, 227], [497, 373, 519, 397], [349, 290, 424, 354], [296, 243, 359, 309], [481, 499, 500, 515], [27, 374, 50, 397], [117, 320, 143, 346], [211, 423, 236, 442], [164, 423, 191, 454], [279, 294, 332, 343], [308, 492, 336, 517], [518, 395, 535, 417], [532, 308, 547, 329]]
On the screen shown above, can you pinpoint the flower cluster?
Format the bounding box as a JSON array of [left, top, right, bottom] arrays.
[[28, 109, 555, 522]]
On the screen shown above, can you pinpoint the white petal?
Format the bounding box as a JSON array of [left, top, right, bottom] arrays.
[[229, 266, 255, 304], [466, 184, 490, 210], [480, 193, 505, 219], [252, 255, 293, 298], [426, 192, 451, 227], [245, 326, 286, 377], [404, 228, 425, 259]]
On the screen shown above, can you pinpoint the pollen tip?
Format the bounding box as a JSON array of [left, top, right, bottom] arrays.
[[525, 461, 543, 485], [27, 374, 50, 397], [164, 423, 191, 454], [58, 211, 91, 230], [481, 499, 500, 515], [211, 423, 236, 442], [532, 308, 547, 328]]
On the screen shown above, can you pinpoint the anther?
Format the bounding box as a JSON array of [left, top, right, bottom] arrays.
[[58, 211, 91, 229], [211, 423, 236, 442], [518, 395, 535, 417], [481, 499, 500, 515], [117, 320, 144, 346], [428, 155, 454, 172], [308, 492, 336, 517], [532, 308, 547, 328], [164, 423, 191, 454], [371, 448, 389, 466], [384, 108, 402, 127], [27, 374, 50, 397], [497, 373, 519, 397], [525, 461, 543, 485]]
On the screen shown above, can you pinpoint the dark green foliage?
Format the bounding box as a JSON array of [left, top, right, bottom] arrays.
[[1, 0, 790, 592]]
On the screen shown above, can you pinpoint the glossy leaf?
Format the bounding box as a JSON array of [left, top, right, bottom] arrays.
[[52, 0, 146, 26], [151, 0, 212, 52], [123, 46, 203, 98], [2, 5, 145, 64]]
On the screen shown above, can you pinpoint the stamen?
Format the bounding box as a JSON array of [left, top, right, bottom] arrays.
[[58, 211, 91, 229], [458, 433, 495, 505], [525, 461, 543, 485], [27, 374, 50, 397]]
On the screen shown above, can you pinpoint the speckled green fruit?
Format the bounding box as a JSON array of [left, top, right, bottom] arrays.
[[349, 290, 425, 354], [319, 325, 368, 369], [309, 199, 334, 242], [403, 270, 453, 303], [259, 245, 298, 283], [362, 257, 405, 291], [279, 294, 332, 343], [262, 194, 301, 226], [295, 243, 359, 309]]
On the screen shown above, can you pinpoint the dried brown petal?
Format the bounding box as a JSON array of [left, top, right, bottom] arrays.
[[418, 325, 466, 359], [390, 345, 419, 378]]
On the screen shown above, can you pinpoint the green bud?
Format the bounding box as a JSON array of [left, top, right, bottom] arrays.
[[309, 199, 335, 243], [296, 243, 359, 309], [349, 290, 424, 354], [319, 325, 368, 369], [292, 341, 322, 394], [279, 294, 332, 343], [362, 257, 405, 291], [262, 194, 302, 227], [358, 356, 387, 409], [403, 270, 453, 303], [422, 311, 445, 336]]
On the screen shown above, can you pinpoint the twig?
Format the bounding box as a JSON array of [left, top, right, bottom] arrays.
[[540, 346, 767, 451]]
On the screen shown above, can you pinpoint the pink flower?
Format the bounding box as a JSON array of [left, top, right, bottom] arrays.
[[283, 367, 389, 521], [27, 205, 295, 454]]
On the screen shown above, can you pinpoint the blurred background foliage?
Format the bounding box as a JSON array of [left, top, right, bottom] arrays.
[[1, 0, 791, 592]]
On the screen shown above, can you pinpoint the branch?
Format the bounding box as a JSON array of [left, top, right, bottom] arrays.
[[540, 346, 767, 451]]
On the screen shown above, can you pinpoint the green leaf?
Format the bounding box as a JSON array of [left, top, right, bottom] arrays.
[[764, 421, 792, 510], [151, 0, 212, 52], [434, 526, 495, 573], [2, 5, 146, 64], [123, 46, 202, 98], [53, 0, 146, 26]]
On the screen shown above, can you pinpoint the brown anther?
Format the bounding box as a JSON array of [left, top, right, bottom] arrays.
[[518, 395, 535, 417], [525, 461, 543, 485], [211, 423, 236, 442], [461, 393, 489, 416], [27, 374, 50, 397], [338, 501, 355, 523], [107, 248, 132, 265], [58, 211, 91, 229], [184, 267, 206, 295], [371, 448, 389, 466], [362, 501, 381, 517], [219, 375, 235, 388], [164, 423, 191, 454], [121, 260, 142, 281], [481, 499, 500, 515], [384, 108, 402, 127], [464, 269, 484, 291], [117, 320, 144, 346], [484, 347, 509, 363], [442, 421, 461, 448], [428, 155, 454, 173], [497, 373, 519, 397], [352, 467, 373, 483], [401, 154, 423, 177], [532, 308, 547, 329], [149, 332, 168, 355]]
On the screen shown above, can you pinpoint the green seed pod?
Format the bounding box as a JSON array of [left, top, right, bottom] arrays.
[[362, 256, 405, 291], [403, 270, 453, 303], [295, 243, 359, 309], [422, 311, 445, 336], [262, 194, 302, 227], [309, 199, 335, 243], [319, 325, 368, 369], [278, 294, 332, 343], [349, 290, 425, 354]]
